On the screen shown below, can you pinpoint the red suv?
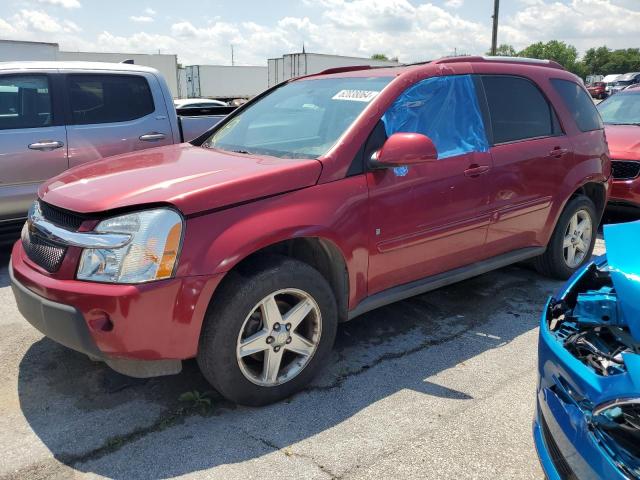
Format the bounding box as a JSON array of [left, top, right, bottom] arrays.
[[587, 81, 606, 99], [10, 57, 611, 405]]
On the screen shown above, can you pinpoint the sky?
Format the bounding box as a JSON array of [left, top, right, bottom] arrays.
[[0, 0, 639, 66]]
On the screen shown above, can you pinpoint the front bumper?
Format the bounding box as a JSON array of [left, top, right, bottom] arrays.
[[610, 175, 640, 211], [536, 295, 639, 479], [11, 240, 225, 363]]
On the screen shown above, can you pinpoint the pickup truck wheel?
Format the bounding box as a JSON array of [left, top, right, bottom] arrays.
[[533, 195, 597, 280], [197, 256, 337, 406]]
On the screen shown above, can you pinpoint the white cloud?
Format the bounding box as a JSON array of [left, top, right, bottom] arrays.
[[1, 0, 638, 66], [144, 7, 157, 16], [444, 0, 464, 8], [501, 0, 640, 52], [37, 0, 81, 8], [129, 15, 154, 23]]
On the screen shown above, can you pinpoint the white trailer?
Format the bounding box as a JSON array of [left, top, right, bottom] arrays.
[[185, 65, 268, 100], [268, 52, 400, 87], [0, 39, 58, 62]]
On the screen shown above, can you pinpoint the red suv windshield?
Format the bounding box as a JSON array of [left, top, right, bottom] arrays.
[[203, 76, 393, 159]]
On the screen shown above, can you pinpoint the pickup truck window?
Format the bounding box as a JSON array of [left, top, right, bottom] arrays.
[[204, 76, 392, 159], [68, 74, 155, 125], [0, 75, 52, 130]]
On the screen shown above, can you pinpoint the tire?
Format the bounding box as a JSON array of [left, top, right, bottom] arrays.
[[533, 195, 598, 280], [197, 255, 337, 406]]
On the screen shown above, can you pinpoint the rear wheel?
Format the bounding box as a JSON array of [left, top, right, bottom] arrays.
[[197, 256, 337, 406], [534, 195, 597, 280]]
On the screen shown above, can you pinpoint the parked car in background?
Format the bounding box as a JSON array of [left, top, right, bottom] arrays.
[[610, 72, 640, 95], [597, 88, 640, 213], [0, 61, 233, 242], [535, 221, 640, 480], [10, 56, 610, 406], [174, 98, 228, 109], [603, 74, 621, 96], [587, 81, 606, 99]]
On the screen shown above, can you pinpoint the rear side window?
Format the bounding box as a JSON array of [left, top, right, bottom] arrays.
[[481, 76, 560, 144], [0, 75, 52, 130], [68, 74, 154, 125], [550, 79, 603, 132]]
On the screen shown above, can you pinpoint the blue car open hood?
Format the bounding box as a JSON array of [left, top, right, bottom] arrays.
[[605, 221, 640, 339]]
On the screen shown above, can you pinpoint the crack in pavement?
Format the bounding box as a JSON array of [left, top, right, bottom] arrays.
[[241, 429, 339, 479]]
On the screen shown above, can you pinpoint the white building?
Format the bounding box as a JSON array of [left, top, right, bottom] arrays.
[[0, 39, 179, 97]]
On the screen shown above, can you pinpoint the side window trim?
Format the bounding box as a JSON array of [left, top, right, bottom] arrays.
[[480, 74, 566, 147]]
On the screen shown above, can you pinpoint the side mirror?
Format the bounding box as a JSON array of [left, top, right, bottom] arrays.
[[370, 132, 438, 169]]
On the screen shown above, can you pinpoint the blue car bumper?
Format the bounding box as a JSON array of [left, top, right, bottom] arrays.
[[534, 333, 630, 480], [535, 254, 640, 479]]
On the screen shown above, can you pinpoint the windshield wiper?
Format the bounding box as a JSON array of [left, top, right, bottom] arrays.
[[231, 149, 253, 154], [605, 122, 640, 126]]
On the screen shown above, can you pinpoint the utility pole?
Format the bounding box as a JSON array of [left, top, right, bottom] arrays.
[[490, 0, 500, 55], [231, 45, 235, 66]]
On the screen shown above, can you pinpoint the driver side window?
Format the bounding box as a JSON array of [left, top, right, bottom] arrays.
[[381, 75, 489, 160]]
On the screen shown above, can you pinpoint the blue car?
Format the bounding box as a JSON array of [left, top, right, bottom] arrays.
[[535, 221, 640, 480]]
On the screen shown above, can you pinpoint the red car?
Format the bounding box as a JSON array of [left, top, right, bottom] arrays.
[[10, 56, 610, 405], [597, 88, 640, 212], [587, 81, 607, 99]]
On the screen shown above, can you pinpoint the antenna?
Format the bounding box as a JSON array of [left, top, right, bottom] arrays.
[[231, 44, 235, 66]]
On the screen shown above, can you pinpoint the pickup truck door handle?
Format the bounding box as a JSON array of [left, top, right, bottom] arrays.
[[549, 147, 569, 158], [28, 140, 64, 151], [464, 164, 490, 178], [139, 132, 167, 142]]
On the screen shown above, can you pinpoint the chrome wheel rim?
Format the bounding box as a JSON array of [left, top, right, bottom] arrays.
[[236, 288, 322, 387], [563, 209, 593, 268]]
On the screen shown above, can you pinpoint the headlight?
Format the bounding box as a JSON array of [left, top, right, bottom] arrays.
[[77, 208, 183, 283]]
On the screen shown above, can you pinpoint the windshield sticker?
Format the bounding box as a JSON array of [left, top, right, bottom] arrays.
[[332, 90, 380, 102]]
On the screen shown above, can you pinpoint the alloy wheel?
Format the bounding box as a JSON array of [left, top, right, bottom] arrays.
[[236, 288, 322, 387], [563, 209, 593, 268]]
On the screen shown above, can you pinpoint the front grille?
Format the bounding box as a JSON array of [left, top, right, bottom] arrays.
[[540, 411, 579, 480], [40, 201, 85, 230], [22, 227, 67, 273], [612, 161, 640, 180]]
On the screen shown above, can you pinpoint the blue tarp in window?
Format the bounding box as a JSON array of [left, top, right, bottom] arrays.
[[381, 75, 489, 159]]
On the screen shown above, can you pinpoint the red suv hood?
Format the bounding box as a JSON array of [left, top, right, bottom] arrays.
[[39, 144, 322, 215], [605, 125, 640, 161]]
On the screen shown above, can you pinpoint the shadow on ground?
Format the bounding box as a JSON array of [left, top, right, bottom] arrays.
[[14, 261, 557, 479]]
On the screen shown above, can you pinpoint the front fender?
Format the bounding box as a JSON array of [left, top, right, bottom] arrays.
[[176, 176, 370, 309]]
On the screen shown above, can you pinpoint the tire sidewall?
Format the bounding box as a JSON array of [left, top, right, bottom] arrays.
[[549, 196, 598, 279], [198, 257, 337, 406]]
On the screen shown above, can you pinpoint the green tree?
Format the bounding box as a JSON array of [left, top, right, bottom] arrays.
[[371, 53, 389, 61], [583, 46, 611, 74], [486, 44, 517, 56], [518, 40, 584, 76]]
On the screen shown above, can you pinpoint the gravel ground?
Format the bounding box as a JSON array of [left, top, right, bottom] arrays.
[[0, 229, 613, 480]]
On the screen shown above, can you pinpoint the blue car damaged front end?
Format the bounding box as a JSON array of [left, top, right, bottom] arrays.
[[535, 221, 640, 480]]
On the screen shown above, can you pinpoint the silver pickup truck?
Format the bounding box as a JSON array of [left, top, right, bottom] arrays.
[[0, 61, 232, 241]]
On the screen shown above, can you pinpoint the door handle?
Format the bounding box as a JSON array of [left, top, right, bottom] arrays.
[[139, 132, 167, 142], [28, 140, 64, 151], [464, 164, 490, 178], [549, 147, 569, 158]]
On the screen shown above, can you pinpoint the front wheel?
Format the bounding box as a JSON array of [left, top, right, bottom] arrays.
[[533, 195, 597, 280], [197, 256, 337, 406]]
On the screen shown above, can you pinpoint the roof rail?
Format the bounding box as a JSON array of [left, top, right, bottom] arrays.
[[434, 55, 565, 70], [317, 65, 373, 75]]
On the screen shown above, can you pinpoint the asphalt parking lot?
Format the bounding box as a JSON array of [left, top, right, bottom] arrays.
[[0, 229, 612, 480]]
